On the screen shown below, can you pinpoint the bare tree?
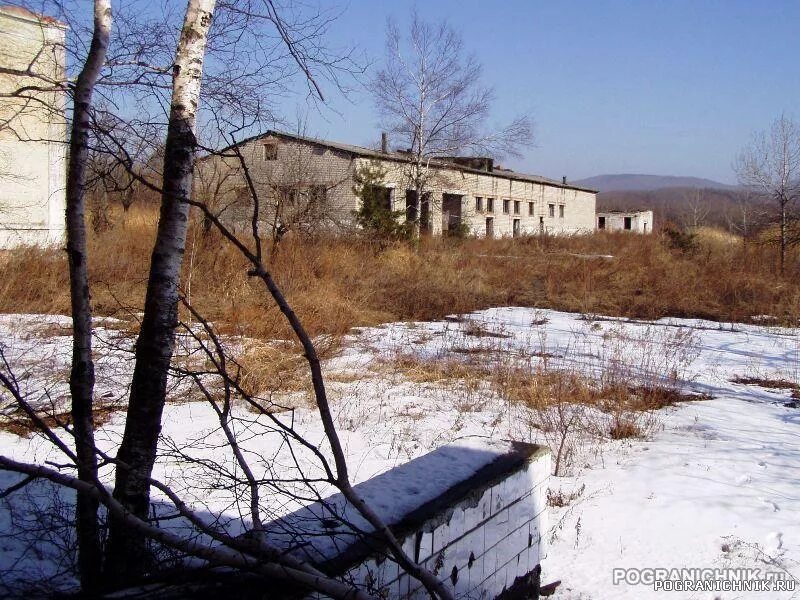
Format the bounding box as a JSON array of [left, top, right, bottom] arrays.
[[734, 114, 800, 273], [0, 0, 112, 590], [193, 151, 243, 233], [64, 0, 112, 591], [1, 2, 453, 598], [97, 0, 365, 583], [258, 141, 350, 252], [371, 10, 533, 234], [679, 188, 710, 230]]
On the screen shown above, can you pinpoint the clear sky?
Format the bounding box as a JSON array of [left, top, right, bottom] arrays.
[[288, 0, 800, 185]]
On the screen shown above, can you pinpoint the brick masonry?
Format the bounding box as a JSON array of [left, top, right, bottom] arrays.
[[197, 132, 596, 238], [0, 7, 67, 248], [596, 209, 654, 233], [292, 442, 551, 600]]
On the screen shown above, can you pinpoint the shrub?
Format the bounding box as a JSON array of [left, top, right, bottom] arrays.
[[352, 161, 411, 241]]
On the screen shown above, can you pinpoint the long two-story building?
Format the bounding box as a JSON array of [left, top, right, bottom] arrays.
[[196, 131, 597, 238]]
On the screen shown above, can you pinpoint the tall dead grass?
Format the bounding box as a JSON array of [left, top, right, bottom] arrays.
[[2, 203, 799, 339]]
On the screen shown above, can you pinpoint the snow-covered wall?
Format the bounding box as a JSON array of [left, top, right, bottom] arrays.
[[299, 441, 550, 600]]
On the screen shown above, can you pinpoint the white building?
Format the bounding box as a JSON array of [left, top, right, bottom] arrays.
[[596, 210, 653, 233], [198, 131, 598, 238], [0, 6, 67, 248]]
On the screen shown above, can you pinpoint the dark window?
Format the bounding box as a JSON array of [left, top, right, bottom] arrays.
[[310, 185, 327, 205], [475, 197, 483, 212], [513, 200, 521, 215], [263, 143, 278, 160], [503, 199, 510, 214], [624, 216, 632, 230], [276, 185, 298, 204], [548, 203, 555, 218], [559, 205, 565, 218], [367, 185, 392, 211], [528, 202, 534, 216], [598, 216, 606, 230], [487, 198, 495, 213]]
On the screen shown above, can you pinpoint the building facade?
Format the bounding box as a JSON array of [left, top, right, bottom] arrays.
[[596, 210, 654, 234], [197, 131, 597, 238], [0, 6, 67, 248]]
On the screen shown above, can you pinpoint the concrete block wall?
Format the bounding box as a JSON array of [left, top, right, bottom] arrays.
[[129, 442, 551, 600], [461, 179, 596, 238], [276, 442, 551, 600], [196, 135, 360, 234], [596, 210, 654, 233], [347, 448, 549, 600]]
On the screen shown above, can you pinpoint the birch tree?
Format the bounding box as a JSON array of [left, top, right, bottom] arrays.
[[371, 10, 533, 234], [65, 0, 112, 590], [0, 0, 112, 590], [1, 3, 451, 598], [735, 114, 800, 273], [104, 0, 217, 580]]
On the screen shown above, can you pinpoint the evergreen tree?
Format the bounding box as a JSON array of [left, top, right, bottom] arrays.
[[353, 161, 410, 239]]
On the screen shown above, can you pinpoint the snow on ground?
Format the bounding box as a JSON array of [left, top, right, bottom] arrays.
[[1, 308, 799, 598]]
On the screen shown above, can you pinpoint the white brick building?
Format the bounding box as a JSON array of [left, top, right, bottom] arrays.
[[596, 209, 654, 233], [197, 131, 597, 238], [0, 6, 67, 248]]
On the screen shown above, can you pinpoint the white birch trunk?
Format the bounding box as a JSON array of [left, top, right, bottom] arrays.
[[65, 0, 112, 591], [105, 0, 216, 583]]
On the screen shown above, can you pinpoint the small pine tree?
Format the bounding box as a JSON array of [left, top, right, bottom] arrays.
[[353, 161, 410, 239]]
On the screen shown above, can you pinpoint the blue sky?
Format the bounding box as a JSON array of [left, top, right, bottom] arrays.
[[288, 0, 800, 184]]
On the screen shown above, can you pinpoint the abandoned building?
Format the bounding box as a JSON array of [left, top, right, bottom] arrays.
[[595, 210, 654, 233], [196, 131, 597, 238], [0, 6, 67, 248]]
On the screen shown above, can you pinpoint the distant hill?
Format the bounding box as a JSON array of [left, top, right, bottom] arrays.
[[573, 174, 737, 193]]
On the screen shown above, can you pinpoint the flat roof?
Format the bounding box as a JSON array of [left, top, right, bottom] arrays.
[[596, 209, 653, 215]]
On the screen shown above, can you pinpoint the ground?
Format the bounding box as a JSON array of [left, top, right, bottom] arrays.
[[0, 308, 798, 598]]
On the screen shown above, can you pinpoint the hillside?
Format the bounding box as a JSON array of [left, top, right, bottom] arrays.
[[596, 186, 766, 231], [574, 173, 737, 193], [574, 174, 762, 231]]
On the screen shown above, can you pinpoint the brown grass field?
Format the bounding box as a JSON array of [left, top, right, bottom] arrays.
[[1, 203, 799, 340]]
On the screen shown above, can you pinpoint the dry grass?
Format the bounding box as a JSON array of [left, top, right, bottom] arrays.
[[228, 336, 343, 409], [2, 203, 800, 342], [0, 405, 119, 438], [236, 341, 311, 397], [500, 361, 706, 410], [547, 484, 586, 508], [374, 352, 493, 384], [730, 376, 800, 390], [376, 349, 702, 438]]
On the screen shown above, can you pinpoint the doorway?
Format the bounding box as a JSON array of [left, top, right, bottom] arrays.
[[442, 193, 463, 234], [406, 190, 431, 234]]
